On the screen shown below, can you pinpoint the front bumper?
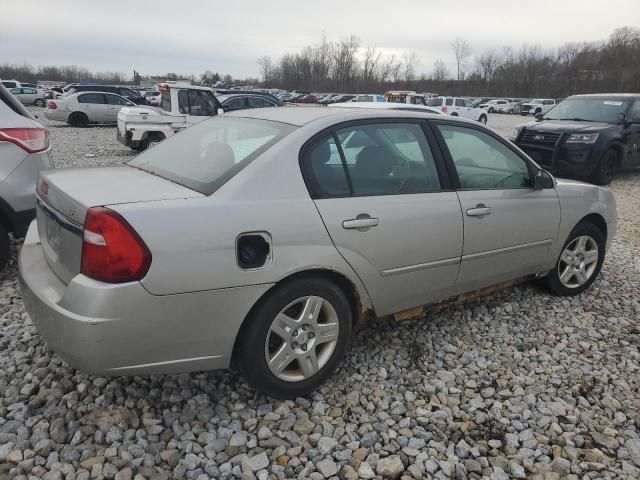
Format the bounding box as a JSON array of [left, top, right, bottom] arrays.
[[518, 138, 601, 180], [19, 221, 272, 376]]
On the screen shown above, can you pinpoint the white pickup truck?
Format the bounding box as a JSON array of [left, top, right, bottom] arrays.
[[117, 83, 223, 150]]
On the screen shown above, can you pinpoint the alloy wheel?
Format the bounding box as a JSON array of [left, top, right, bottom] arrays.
[[557, 235, 599, 288], [264, 295, 339, 382]]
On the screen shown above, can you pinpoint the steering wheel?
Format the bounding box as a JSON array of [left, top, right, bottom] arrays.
[[391, 155, 410, 191]]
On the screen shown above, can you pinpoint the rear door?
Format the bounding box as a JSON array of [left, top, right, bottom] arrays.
[[627, 100, 640, 167], [303, 121, 463, 316], [433, 121, 560, 293], [454, 98, 469, 118]]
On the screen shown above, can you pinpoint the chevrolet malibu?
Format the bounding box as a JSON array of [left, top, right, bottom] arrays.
[[19, 107, 617, 398]]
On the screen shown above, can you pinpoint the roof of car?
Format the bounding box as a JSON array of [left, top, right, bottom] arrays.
[[329, 102, 441, 114], [567, 93, 640, 99], [226, 105, 445, 126]]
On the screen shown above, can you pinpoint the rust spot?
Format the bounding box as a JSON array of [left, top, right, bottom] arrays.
[[391, 275, 533, 322]]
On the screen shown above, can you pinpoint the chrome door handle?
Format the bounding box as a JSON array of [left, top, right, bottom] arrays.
[[466, 204, 492, 217], [342, 217, 379, 230]]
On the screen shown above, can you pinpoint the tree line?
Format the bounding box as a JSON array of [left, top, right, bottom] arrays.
[[2, 26, 638, 98], [258, 27, 640, 98]]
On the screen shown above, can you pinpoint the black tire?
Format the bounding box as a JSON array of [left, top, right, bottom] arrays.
[[236, 275, 352, 398], [0, 224, 10, 271], [34, 98, 45, 107], [543, 222, 605, 296], [68, 112, 89, 128], [521, 112, 528, 116], [488, 107, 494, 113], [140, 134, 164, 151], [479, 115, 488, 125], [590, 149, 618, 186], [451, 112, 459, 117], [508, 109, 514, 114], [534, 108, 542, 115]]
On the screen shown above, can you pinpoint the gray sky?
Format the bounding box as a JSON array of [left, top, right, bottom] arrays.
[[2, 0, 638, 79]]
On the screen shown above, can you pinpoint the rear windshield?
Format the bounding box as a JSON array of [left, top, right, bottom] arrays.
[[128, 116, 295, 195]]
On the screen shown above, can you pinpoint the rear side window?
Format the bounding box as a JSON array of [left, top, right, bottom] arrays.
[[129, 117, 295, 195], [357, 95, 373, 102], [427, 98, 443, 107], [2, 81, 18, 89], [445, 98, 453, 106], [303, 123, 441, 198], [78, 93, 104, 104], [455, 99, 465, 107], [160, 92, 171, 111], [247, 97, 270, 108]]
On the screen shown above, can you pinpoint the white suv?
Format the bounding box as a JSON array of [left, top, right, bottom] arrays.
[[520, 99, 556, 116], [427, 97, 488, 124]]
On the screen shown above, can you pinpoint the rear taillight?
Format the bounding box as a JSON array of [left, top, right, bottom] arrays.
[[442, 106, 448, 113], [48, 100, 58, 109], [81, 207, 151, 283], [0, 128, 49, 153]]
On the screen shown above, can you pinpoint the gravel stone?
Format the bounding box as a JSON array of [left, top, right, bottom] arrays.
[[316, 458, 338, 477], [376, 455, 404, 479]]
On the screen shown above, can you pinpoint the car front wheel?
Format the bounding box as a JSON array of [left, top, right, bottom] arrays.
[[543, 222, 605, 296], [479, 115, 487, 124], [236, 276, 352, 398], [591, 149, 618, 186]]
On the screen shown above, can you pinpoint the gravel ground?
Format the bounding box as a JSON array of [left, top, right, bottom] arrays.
[[1, 109, 639, 480]]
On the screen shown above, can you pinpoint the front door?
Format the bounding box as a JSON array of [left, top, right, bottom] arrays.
[[303, 121, 463, 316], [178, 89, 220, 125], [627, 100, 640, 167], [433, 122, 561, 293]]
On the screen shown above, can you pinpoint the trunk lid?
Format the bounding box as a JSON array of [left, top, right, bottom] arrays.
[[37, 165, 202, 284]]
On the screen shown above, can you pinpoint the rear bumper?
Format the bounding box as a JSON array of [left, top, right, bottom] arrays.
[[116, 127, 140, 149], [19, 221, 272, 375]]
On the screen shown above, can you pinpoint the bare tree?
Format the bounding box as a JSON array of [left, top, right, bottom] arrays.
[[330, 35, 360, 91], [451, 38, 472, 81], [476, 50, 498, 82], [402, 52, 419, 85], [362, 46, 382, 90], [431, 59, 450, 82], [257, 56, 273, 87]]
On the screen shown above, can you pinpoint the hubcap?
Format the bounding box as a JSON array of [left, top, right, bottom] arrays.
[[264, 296, 339, 382], [558, 235, 599, 288]]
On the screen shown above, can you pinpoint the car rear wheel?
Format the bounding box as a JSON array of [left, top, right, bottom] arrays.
[[591, 149, 618, 186], [488, 107, 494, 113], [451, 112, 459, 117], [68, 112, 89, 128], [34, 99, 45, 107], [236, 276, 352, 398], [140, 135, 164, 151], [508, 109, 514, 114], [543, 222, 604, 296]]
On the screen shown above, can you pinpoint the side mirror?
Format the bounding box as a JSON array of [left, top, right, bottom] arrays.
[[617, 112, 628, 126], [534, 112, 543, 120], [217, 108, 225, 115], [534, 168, 554, 189]]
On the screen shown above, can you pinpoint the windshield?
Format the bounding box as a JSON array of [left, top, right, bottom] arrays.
[[129, 116, 295, 195], [543, 98, 630, 123]]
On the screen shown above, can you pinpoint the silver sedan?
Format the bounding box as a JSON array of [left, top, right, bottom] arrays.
[[19, 107, 617, 398]]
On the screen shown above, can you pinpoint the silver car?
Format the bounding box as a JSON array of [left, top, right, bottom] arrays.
[[44, 91, 135, 127], [19, 107, 616, 398], [0, 85, 53, 269]]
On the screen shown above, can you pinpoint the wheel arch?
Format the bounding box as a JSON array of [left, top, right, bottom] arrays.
[[606, 142, 624, 166], [576, 212, 607, 239], [230, 267, 374, 364]]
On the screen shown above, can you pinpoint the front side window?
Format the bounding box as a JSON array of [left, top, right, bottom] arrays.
[[628, 100, 640, 123], [455, 99, 465, 107], [224, 97, 245, 110], [543, 100, 555, 105], [437, 124, 531, 189], [129, 117, 294, 195], [464, 99, 474, 108], [105, 94, 130, 105], [247, 97, 270, 108], [304, 123, 441, 197], [78, 93, 104, 104], [357, 95, 373, 102], [10, 88, 21, 94], [189, 90, 219, 116]]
